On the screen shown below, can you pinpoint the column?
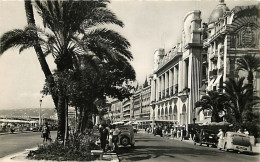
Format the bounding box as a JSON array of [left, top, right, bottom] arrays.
[[169, 69, 173, 96], [174, 66, 177, 93], [161, 75, 165, 99], [151, 79, 155, 101], [157, 77, 161, 101], [165, 72, 169, 97]]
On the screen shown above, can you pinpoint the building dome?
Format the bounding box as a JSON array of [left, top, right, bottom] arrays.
[[208, 0, 229, 24]]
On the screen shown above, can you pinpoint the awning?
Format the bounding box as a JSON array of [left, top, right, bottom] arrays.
[[206, 79, 215, 90], [213, 75, 222, 86]]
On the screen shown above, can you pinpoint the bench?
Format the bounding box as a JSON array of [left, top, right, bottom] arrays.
[[91, 150, 103, 160]]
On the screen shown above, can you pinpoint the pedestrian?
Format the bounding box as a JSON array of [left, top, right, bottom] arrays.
[[237, 129, 242, 133], [100, 124, 109, 152], [177, 129, 181, 138], [244, 129, 249, 135], [181, 128, 187, 141], [112, 125, 121, 152], [108, 128, 114, 152], [217, 129, 224, 149], [42, 122, 50, 143]]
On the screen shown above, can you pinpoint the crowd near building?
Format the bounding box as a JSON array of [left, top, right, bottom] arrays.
[[106, 1, 260, 130]]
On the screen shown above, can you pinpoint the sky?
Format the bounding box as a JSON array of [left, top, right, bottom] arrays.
[[0, 0, 258, 110]]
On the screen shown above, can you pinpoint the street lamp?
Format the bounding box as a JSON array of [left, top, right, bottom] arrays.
[[150, 101, 156, 133], [39, 99, 42, 126]]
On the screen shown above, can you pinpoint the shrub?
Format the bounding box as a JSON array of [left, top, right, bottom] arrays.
[[27, 130, 100, 161]]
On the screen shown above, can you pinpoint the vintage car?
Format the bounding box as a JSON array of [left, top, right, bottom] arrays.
[[218, 132, 252, 153], [117, 125, 135, 147], [194, 129, 218, 147]]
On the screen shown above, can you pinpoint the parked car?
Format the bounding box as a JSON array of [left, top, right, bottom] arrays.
[[117, 125, 135, 147], [154, 127, 163, 137], [194, 129, 218, 147], [218, 132, 252, 153]]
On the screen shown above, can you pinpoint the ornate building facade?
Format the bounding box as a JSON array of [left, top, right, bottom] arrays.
[[150, 0, 260, 128], [150, 10, 202, 128]]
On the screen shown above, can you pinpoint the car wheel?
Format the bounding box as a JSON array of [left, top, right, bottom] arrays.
[[207, 144, 209, 147], [120, 137, 130, 146]]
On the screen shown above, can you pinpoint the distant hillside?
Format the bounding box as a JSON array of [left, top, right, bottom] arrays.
[[0, 108, 56, 118]]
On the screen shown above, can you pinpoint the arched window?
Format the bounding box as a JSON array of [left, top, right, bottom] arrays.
[[173, 105, 178, 120], [161, 108, 164, 116], [158, 108, 160, 117], [165, 107, 168, 116], [182, 104, 186, 113], [169, 106, 173, 114]]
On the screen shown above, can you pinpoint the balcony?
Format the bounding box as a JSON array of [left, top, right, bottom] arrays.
[[210, 53, 218, 62], [219, 48, 224, 58], [209, 69, 218, 79], [202, 56, 208, 65]]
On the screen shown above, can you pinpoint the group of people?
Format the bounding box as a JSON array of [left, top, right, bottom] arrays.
[[99, 124, 121, 153], [41, 122, 52, 143], [146, 124, 188, 141]]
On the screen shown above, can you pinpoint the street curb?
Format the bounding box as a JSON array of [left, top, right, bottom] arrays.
[[0, 147, 119, 162]]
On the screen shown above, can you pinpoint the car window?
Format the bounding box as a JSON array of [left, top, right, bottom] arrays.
[[232, 134, 246, 137]]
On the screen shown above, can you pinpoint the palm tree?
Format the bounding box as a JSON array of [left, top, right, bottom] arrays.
[[0, 0, 134, 141], [236, 54, 260, 93], [32, 0, 134, 140], [194, 91, 227, 122], [224, 77, 259, 123]]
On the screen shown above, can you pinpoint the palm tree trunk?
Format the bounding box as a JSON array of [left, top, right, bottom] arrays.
[[57, 93, 66, 141], [24, 0, 58, 107]]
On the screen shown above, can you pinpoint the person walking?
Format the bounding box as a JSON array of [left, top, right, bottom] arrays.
[[244, 129, 249, 135], [112, 125, 121, 152], [100, 124, 109, 152], [217, 129, 224, 149], [42, 122, 50, 143], [181, 128, 187, 141]]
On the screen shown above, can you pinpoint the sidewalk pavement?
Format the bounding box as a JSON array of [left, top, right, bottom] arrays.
[[0, 147, 119, 162]]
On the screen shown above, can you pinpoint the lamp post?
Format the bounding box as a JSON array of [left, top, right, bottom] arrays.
[[150, 101, 156, 133], [39, 99, 42, 126]]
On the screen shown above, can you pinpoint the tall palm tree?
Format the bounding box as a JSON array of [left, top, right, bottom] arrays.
[[236, 54, 260, 93], [194, 91, 227, 122], [224, 77, 259, 123], [0, 0, 134, 141], [32, 0, 133, 140]]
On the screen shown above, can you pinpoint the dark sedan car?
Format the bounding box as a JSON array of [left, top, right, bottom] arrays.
[[194, 129, 218, 147]]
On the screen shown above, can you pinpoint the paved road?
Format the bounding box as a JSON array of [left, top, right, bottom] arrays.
[[0, 131, 56, 158], [117, 133, 260, 162]]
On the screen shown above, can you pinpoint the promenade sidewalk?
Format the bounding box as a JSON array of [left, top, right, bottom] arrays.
[[0, 147, 119, 162]]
